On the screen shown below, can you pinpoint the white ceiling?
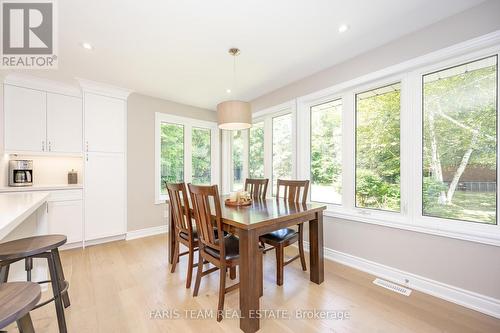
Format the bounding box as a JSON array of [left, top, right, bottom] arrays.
[[13, 0, 485, 110]]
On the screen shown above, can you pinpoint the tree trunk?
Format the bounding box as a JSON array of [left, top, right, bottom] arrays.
[[427, 109, 446, 204], [445, 131, 479, 204]]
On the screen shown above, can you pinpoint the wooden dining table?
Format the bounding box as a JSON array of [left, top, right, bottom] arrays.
[[168, 196, 326, 333]]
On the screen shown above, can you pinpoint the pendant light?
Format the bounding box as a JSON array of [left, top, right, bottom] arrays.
[[217, 48, 252, 130]]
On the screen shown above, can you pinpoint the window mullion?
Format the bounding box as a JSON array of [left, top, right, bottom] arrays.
[[342, 92, 356, 210]]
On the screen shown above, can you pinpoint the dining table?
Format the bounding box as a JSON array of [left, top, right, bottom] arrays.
[[168, 196, 327, 333]]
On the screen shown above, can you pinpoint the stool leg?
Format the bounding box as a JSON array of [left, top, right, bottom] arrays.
[[47, 252, 67, 333], [17, 312, 35, 333], [0, 265, 9, 284], [25, 258, 33, 282], [52, 249, 70, 308]]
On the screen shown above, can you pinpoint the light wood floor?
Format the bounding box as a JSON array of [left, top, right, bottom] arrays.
[[4, 234, 500, 332]]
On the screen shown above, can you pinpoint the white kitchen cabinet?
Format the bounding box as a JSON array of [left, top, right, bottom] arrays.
[[48, 199, 83, 244], [84, 93, 125, 153], [4, 85, 47, 152], [47, 93, 83, 153], [84, 152, 125, 241]]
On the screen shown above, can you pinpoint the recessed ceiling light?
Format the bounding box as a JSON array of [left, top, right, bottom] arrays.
[[338, 24, 349, 33], [81, 42, 93, 50], [226, 88, 231, 93]]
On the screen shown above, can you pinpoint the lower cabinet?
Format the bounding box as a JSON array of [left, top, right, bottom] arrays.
[[47, 190, 84, 245], [84, 152, 126, 241]]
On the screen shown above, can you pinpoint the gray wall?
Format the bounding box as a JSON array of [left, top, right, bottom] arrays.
[[127, 93, 216, 232], [252, 0, 500, 299]]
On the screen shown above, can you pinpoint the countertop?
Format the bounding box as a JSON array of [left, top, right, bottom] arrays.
[[0, 191, 49, 240], [0, 184, 83, 193]]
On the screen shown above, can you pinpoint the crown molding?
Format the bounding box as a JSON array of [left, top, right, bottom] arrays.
[[3, 74, 82, 98], [76, 78, 133, 100]]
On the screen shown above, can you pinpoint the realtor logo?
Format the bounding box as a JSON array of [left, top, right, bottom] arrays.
[[1, 0, 58, 68]]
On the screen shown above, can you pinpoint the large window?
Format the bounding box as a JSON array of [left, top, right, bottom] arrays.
[[355, 83, 401, 212], [273, 113, 293, 194], [232, 130, 244, 191], [192, 127, 211, 185], [249, 122, 265, 178], [422, 56, 498, 224], [160, 123, 184, 194], [155, 113, 219, 202], [310, 99, 342, 204]]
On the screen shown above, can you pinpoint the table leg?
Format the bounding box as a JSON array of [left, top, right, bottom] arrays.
[[238, 228, 260, 333], [309, 211, 324, 284]]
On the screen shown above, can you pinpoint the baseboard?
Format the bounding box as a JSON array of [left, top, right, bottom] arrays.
[[84, 234, 126, 247], [302, 241, 500, 319], [126, 225, 167, 241]]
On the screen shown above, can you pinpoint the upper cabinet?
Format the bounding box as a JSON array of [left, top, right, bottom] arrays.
[[84, 93, 125, 153], [4, 84, 83, 154], [4, 85, 47, 152]]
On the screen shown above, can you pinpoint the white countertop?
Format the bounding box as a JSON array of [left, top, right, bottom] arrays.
[[0, 184, 83, 193], [0, 191, 49, 240]]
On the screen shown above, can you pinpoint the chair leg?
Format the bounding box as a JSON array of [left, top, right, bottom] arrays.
[[186, 246, 194, 289], [170, 239, 179, 273], [217, 267, 227, 322], [258, 251, 263, 297], [25, 257, 33, 282], [276, 244, 284, 286], [193, 252, 204, 297], [229, 266, 236, 280], [298, 224, 307, 271], [16, 313, 35, 333], [47, 252, 68, 333], [53, 249, 71, 308], [0, 264, 9, 284]]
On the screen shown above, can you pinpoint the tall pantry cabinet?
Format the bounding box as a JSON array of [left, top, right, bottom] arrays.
[[82, 83, 130, 242]]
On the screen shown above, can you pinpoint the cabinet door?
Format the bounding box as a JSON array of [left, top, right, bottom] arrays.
[[47, 93, 83, 153], [4, 85, 46, 152], [84, 93, 125, 153], [84, 152, 125, 241], [48, 200, 83, 244]]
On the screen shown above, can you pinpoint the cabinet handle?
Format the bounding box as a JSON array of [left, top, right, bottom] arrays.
[[86, 141, 89, 152], [86, 154, 88, 162], [48, 141, 52, 151], [42, 141, 45, 151]]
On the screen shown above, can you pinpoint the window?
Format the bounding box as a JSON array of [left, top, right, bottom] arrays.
[[232, 130, 244, 191], [310, 99, 342, 204], [192, 127, 211, 185], [272, 113, 293, 194], [355, 83, 401, 212], [155, 113, 219, 202], [249, 122, 265, 178], [422, 56, 498, 224], [160, 123, 184, 194]]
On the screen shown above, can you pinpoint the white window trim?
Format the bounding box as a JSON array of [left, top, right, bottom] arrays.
[[259, 31, 500, 246], [154, 112, 220, 204]]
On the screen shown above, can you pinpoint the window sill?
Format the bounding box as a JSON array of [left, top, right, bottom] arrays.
[[323, 209, 500, 247]]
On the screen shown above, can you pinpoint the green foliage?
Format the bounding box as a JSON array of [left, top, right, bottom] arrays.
[[272, 114, 293, 183], [160, 123, 184, 192], [422, 177, 447, 207], [192, 128, 211, 185], [356, 87, 401, 211], [249, 124, 265, 178]]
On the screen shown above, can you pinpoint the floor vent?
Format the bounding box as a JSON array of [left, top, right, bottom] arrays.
[[373, 278, 412, 296]]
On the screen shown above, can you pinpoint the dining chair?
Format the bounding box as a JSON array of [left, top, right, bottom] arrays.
[[167, 182, 198, 289], [244, 178, 269, 199], [260, 179, 309, 286], [188, 184, 241, 322]]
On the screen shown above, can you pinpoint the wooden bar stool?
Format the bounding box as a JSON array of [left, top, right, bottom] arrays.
[[0, 282, 41, 333], [0, 235, 70, 333]]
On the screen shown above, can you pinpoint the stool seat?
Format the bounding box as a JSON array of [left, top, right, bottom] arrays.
[[0, 282, 41, 329], [0, 235, 67, 261]]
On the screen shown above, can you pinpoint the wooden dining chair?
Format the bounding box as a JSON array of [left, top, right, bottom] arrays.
[[167, 182, 198, 289], [188, 184, 241, 322], [244, 178, 269, 199], [260, 179, 309, 286]]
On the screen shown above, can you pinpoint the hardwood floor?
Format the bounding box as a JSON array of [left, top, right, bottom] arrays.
[[4, 234, 500, 332]]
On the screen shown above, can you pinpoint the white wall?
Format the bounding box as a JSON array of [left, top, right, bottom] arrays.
[[252, 0, 500, 301]]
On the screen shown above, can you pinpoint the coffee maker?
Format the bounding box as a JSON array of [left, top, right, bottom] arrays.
[[9, 160, 33, 187]]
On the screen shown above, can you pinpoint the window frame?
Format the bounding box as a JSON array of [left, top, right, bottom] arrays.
[[155, 112, 220, 203]]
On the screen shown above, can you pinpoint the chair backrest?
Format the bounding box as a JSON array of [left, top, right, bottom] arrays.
[[188, 184, 225, 258], [166, 183, 193, 238], [276, 179, 310, 203], [244, 178, 269, 199]]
